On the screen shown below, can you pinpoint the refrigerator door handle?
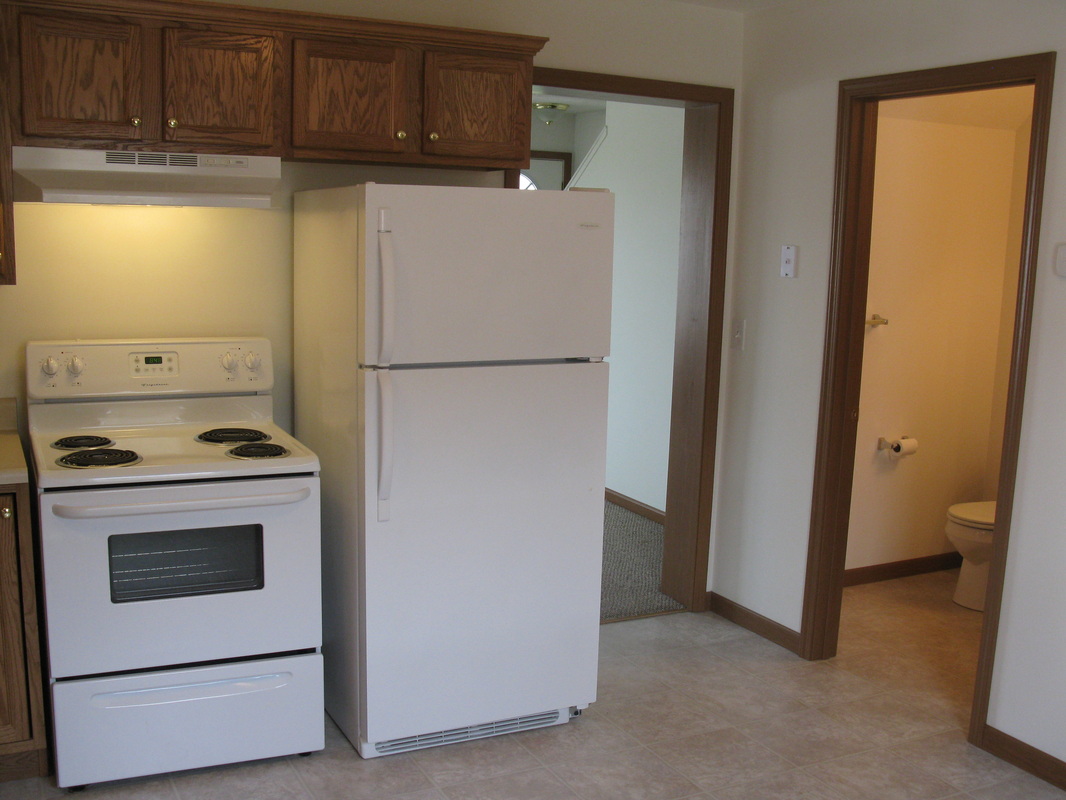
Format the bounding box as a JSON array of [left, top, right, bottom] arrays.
[[378, 228, 396, 367], [377, 369, 394, 522]]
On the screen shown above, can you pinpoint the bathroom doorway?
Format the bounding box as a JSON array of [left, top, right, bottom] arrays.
[[844, 85, 1032, 590], [799, 52, 1055, 752]]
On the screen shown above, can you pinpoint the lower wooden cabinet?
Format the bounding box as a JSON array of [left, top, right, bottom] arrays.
[[0, 484, 48, 781]]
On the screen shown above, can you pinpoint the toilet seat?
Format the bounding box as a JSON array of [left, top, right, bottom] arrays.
[[947, 501, 995, 530]]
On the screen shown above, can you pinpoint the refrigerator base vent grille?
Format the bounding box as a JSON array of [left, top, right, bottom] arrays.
[[373, 709, 565, 756]]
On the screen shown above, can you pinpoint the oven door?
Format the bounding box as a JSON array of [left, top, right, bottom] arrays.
[[39, 476, 320, 678]]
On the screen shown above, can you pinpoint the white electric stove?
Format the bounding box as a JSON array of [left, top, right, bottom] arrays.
[[25, 338, 324, 789]]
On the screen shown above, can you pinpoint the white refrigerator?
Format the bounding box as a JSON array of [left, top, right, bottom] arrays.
[[293, 182, 613, 758]]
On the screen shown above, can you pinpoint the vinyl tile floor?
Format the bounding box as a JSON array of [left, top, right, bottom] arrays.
[[6, 570, 1065, 799]]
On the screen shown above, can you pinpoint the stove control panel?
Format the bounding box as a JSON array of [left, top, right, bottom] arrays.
[[26, 338, 273, 400], [130, 351, 179, 376]]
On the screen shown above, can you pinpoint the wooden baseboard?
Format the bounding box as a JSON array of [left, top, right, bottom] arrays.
[[707, 592, 803, 656], [977, 725, 1066, 791], [605, 489, 665, 525], [842, 552, 963, 587]]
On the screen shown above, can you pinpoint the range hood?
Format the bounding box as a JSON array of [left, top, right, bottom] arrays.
[[12, 146, 282, 208]]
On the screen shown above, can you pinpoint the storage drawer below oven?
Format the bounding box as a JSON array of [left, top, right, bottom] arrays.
[[52, 653, 323, 788]]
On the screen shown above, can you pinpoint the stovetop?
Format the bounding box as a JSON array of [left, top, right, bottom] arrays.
[[28, 396, 319, 489], [25, 339, 318, 490]]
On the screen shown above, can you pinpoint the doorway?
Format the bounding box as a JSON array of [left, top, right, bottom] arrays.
[[519, 68, 734, 615], [800, 52, 1055, 755]]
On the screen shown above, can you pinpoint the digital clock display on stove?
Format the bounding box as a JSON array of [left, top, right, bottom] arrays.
[[144, 356, 163, 365]]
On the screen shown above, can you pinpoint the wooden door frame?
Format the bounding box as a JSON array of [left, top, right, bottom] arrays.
[[528, 68, 734, 611], [800, 52, 1055, 748]]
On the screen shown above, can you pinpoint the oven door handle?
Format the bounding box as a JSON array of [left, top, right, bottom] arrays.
[[51, 487, 312, 519]]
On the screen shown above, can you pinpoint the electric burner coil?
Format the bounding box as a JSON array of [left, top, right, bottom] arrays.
[[51, 435, 115, 450], [225, 443, 289, 460], [196, 428, 272, 445], [56, 448, 142, 469]]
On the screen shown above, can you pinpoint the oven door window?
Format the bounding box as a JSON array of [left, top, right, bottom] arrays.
[[108, 525, 264, 603]]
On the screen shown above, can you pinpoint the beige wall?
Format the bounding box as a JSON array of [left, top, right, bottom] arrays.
[[845, 110, 1021, 570], [722, 0, 1066, 761]]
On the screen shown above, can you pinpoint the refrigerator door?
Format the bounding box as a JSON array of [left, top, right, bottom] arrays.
[[358, 362, 607, 747], [361, 183, 613, 366]]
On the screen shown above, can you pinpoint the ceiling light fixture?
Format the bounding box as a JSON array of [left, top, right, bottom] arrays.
[[533, 102, 570, 125]]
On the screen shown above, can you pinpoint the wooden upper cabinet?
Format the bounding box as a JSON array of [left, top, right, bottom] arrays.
[[10, 2, 544, 167], [293, 38, 416, 154], [19, 14, 146, 140], [422, 51, 531, 163], [163, 28, 278, 147]]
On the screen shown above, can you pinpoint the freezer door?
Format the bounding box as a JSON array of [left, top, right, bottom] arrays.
[[362, 183, 613, 365], [357, 362, 607, 746]]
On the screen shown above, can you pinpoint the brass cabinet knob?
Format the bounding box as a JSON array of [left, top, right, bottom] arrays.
[[167, 118, 179, 128], [429, 132, 440, 141], [130, 116, 142, 127], [395, 130, 407, 140], [1, 508, 11, 519]]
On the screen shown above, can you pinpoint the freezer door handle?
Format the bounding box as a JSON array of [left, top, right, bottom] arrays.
[[378, 227, 396, 367], [377, 369, 394, 521], [51, 487, 312, 519]]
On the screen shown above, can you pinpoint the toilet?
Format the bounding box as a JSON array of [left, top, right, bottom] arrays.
[[944, 500, 996, 611]]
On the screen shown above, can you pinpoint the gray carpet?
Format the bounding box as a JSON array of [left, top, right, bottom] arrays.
[[600, 501, 686, 622]]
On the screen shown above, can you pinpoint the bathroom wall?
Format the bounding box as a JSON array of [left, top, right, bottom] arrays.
[[845, 92, 1028, 570]]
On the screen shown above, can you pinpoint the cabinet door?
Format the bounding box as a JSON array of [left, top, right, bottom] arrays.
[[0, 495, 29, 745], [19, 14, 145, 140], [293, 38, 416, 154], [163, 28, 277, 147], [422, 51, 530, 163]]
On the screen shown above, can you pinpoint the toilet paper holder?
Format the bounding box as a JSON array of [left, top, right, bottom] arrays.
[[878, 436, 914, 453], [865, 314, 889, 327]]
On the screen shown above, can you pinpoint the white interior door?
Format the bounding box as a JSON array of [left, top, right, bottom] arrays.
[[361, 361, 608, 744], [362, 183, 613, 365]]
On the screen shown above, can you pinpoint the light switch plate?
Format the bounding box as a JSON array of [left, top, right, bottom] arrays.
[[781, 245, 797, 278]]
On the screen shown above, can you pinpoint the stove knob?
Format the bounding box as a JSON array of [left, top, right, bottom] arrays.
[[221, 352, 238, 372], [243, 352, 262, 371], [67, 355, 85, 376], [41, 356, 60, 376]]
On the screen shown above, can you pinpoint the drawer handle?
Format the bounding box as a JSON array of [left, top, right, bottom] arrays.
[[130, 116, 142, 127], [395, 130, 407, 140], [167, 118, 179, 129], [428, 132, 440, 141], [1, 507, 10, 519], [91, 672, 292, 708]]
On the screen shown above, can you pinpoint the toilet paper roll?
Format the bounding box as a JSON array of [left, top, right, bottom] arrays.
[[890, 437, 918, 457]]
